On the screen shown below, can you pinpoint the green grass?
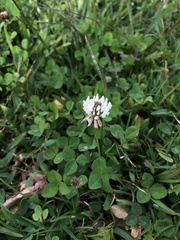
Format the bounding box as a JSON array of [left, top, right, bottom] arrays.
[[0, 0, 180, 239]]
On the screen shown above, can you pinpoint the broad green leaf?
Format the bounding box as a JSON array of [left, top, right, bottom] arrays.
[[47, 170, 62, 183], [65, 161, 78, 175], [57, 137, 68, 147], [136, 189, 151, 203], [88, 173, 102, 189], [157, 123, 171, 135], [131, 203, 142, 216], [78, 143, 90, 151], [69, 137, 80, 148], [66, 101, 74, 111], [76, 154, 88, 165], [141, 173, 154, 188], [59, 182, 71, 195], [102, 32, 113, 46], [21, 38, 29, 49], [43, 148, 56, 160], [42, 183, 58, 198], [62, 147, 75, 161], [171, 145, 180, 155], [129, 83, 145, 103], [125, 214, 137, 226], [32, 205, 42, 221], [4, 0, 20, 18], [110, 125, 124, 140], [78, 175, 88, 187], [42, 209, 49, 219], [89, 157, 113, 192], [43, 139, 57, 147], [98, 226, 111, 240], [102, 174, 113, 193], [125, 126, 139, 140], [54, 152, 63, 164], [118, 78, 130, 91], [46, 102, 59, 121], [168, 184, 180, 195], [154, 219, 175, 238], [150, 183, 167, 199], [67, 126, 82, 137]]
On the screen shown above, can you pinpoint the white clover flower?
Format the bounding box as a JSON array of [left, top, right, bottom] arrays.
[[82, 94, 112, 128]]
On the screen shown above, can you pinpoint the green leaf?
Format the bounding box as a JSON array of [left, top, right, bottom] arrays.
[[88, 173, 102, 189], [57, 137, 68, 147], [46, 102, 59, 121], [47, 170, 62, 183], [78, 143, 89, 151], [43, 148, 56, 160], [168, 184, 180, 195], [99, 226, 111, 239], [101, 174, 113, 193], [151, 109, 171, 116], [33, 205, 42, 221], [0, 226, 23, 237], [136, 189, 151, 203], [118, 78, 130, 91], [150, 183, 167, 199], [152, 198, 180, 216], [114, 227, 133, 240], [171, 145, 180, 155], [62, 147, 75, 161], [66, 101, 74, 111], [69, 137, 80, 148], [54, 152, 63, 164], [129, 83, 145, 104], [5, 132, 26, 152], [125, 126, 139, 140], [158, 152, 173, 163], [125, 214, 137, 226], [42, 209, 49, 219], [4, 0, 20, 18], [59, 182, 71, 195], [42, 183, 58, 198], [65, 161, 78, 176], [102, 32, 113, 46], [131, 203, 142, 216], [154, 219, 175, 238], [110, 125, 124, 139], [88, 157, 113, 192], [49, 72, 64, 89], [78, 175, 88, 187], [76, 154, 88, 165], [67, 126, 81, 137], [141, 173, 154, 188]]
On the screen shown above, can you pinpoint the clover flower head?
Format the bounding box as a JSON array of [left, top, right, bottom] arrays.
[[82, 94, 112, 128]]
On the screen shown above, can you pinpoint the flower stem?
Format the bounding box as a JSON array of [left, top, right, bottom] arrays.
[[100, 120, 104, 155], [94, 128, 101, 156]]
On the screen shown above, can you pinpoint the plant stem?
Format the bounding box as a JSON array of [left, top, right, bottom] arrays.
[[94, 128, 101, 156]]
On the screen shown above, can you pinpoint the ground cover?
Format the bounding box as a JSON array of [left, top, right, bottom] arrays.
[[0, 0, 180, 239]]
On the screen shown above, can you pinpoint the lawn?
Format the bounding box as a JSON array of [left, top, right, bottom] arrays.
[[0, 0, 180, 239]]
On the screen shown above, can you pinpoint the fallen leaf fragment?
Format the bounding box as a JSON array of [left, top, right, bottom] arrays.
[[131, 225, 142, 239], [3, 179, 47, 209], [110, 204, 128, 219]]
